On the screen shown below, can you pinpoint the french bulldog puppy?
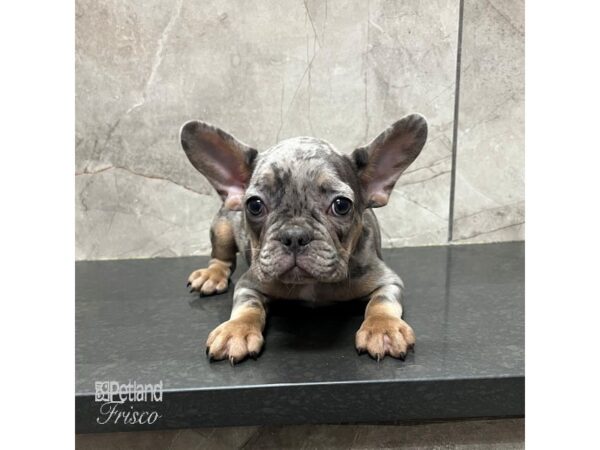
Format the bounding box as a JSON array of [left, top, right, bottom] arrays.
[[180, 113, 427, 364]]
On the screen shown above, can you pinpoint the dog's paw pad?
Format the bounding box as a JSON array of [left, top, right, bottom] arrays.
[[206, 319, 264, 364], [188, 262, 230, 295], [355, 316, 415, 361]]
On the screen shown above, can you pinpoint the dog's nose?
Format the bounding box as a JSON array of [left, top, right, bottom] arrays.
[[279, 226, 313, 252]]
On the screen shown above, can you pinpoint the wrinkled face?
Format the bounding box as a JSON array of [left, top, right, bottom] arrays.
[[180, 114, 428, 285], [243, 138, 364, 284]]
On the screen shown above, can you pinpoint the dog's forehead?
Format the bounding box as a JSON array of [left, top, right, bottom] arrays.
[[248, 136, 357, 200], [255, 137, 343, 176], [261, 136, 341, 165]]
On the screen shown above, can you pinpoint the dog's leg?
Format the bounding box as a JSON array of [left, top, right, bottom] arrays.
[[206, 274, 267, 364], [188, 208, 237, 295], [355, 282, 416, 361]]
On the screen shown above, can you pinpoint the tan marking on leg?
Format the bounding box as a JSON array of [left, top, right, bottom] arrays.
[[188, 258, 232, 295], [365, 298, 403, 319], [356, 296, 415, 361], [206, 304, 265, 364], [211, 218, 236, 261]]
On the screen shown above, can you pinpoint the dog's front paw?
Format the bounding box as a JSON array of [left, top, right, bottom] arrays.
[[206, 319, 264, 364], [187, 260, 230, 295], [355, 315, 415, 361]]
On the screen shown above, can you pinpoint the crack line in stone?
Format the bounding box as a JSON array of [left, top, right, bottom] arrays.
[[403, 155, 451, 176], [454, 200, 525, 222], [392, 188, 447, 221], [453, 220, 524, 242], [303, 0, 322, 48], [125, 0, 184, 116], [362, 0, 371, 141], [275, 36, 319, 142], [398, 170, 449, 187], [486, 0, 524, 36], [75, 165, 209, 197]]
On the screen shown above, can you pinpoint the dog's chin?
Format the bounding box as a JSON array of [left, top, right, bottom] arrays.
[[277, 265, 317, 285]]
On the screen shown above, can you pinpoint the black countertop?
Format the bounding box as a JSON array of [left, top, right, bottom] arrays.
[[76, 242, 524, 433]]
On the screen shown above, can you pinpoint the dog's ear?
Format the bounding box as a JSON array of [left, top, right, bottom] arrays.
[[351, 113, 428, 208], [180, 121, 258, 210]]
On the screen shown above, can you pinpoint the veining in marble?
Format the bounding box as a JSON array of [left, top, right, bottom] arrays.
[[75, 0, 459, 259], [452, 0, 524, 243]]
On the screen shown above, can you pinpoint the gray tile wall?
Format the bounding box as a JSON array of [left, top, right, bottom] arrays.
[[75, 0, 524, 260], [451, 0, 524, 243]]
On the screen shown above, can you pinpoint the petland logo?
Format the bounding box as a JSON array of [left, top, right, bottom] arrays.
[[94, 380, 163, 425]]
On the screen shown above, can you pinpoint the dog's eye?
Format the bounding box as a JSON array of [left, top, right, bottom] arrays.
[[331, 197, 353, 216], [246, 197, 265, 217]]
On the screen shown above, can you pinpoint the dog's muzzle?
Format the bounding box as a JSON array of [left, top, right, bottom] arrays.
[[277, 225, 313, 254]]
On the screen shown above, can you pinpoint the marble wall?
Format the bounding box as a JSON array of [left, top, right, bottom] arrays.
[[452, 0, 524, 243], [75, 0, 524, 260]]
